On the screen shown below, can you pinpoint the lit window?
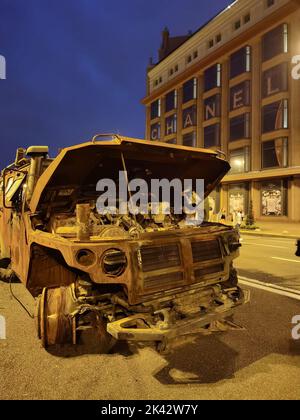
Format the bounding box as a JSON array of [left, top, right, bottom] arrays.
[[165, 90, 177, 112], [262, 138, 288, 168], [204, 124, 220, 148], [262, 100, 288, 133], [183, 78, 197, 103], [150, 99, 161, 120], [204, 64, 222, 91], [261, 180, 287, 217], [230, 46, 251, 79], [229, 113, 251, 141], [229, 147, 250, 173], [182, 132, 197, 148], [262, 24, 288, 62]]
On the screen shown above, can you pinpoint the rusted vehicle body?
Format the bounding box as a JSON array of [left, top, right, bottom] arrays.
[[0, 135, 249, 352]]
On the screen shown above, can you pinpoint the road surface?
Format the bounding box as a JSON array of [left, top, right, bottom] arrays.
[[0, 278, 299, 400], [237, 235, 300, 291]]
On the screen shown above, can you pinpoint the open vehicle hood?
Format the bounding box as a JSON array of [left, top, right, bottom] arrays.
[[29, 136, 230, 213]]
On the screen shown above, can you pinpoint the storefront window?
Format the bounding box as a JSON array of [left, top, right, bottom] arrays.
[[182, 131, 196, 147], [165, 114, 177, 136], [262, 99, 288, 133], [230, 46, 251, 79], [262, 24, 288, 62], [261, 180, 287, 216], [204, 123, 220, 148], [230, 81, 251, 111], [228, 183, 249, 218], [229, 113, 251, 141], [262, 138, 288, 168], [204, 64, 221, 92], [262, 62, 288, 98], [229, 147, 250, 173], [183, 78, 197, 103], [204, 94, 221, 121], [150, 123, 161, 140], [165, 90, 177, 112], [182, 105, 197, 129]]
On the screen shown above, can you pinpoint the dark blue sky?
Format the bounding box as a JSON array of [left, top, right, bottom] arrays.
[[0, 0, 231, 167]]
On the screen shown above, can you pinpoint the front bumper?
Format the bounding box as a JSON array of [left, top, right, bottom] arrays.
[[107, 288, 250, 343]]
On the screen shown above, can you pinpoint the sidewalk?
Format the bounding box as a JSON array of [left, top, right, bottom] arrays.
[[239, 220, 300, 239]]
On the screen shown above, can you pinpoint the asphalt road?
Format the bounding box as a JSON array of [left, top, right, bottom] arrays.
[[0, 279, 299, 400], [236, 235, 300, 291]]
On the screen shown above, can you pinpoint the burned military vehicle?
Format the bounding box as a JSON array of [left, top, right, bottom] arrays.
[[0, 135, 249, 352]]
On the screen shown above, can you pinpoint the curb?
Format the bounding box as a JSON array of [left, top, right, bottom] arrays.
[[239, 276, 300, 301]]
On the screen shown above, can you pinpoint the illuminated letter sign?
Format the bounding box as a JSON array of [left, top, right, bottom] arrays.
[[230, 81, 250, 110], [183, 106, 197, 129], [204, 94, 220, 121], [150, 123, 160, 140], [165, 115, 177, 136]]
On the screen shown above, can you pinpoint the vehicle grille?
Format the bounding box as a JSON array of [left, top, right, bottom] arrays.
[[194, 263, 224, 280], [143, 272, 184, 291], [140, 244, 181, 272], [191, 239, 221, 262]]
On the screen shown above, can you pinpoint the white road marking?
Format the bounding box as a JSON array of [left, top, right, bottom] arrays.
[[243, 243, 288, 249], [239, 276, 300, 301], [271, 257, 300, 263], [242, 237, 295, 244]]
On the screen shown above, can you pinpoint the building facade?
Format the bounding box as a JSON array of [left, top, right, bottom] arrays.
[[142, 0, 300, 223]]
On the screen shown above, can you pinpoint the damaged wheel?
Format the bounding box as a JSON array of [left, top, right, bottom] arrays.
[[36, 285, 116, 354]]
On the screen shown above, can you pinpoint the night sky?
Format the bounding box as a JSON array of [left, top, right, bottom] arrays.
[[0, 0, 232, 168]]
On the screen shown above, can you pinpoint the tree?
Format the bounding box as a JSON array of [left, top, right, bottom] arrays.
[[246, 200, 255, 226]]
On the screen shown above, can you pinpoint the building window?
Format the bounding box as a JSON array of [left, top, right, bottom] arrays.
[[165, 90, 177, 112], [266, 0, 275, 8], [230, 46, 251, 79], [150, 123, 161, 140], [230, 81, 251, 111], [262, 62, 288, 98], [216, 33, 222, 43], [261, 180, 287, 217], [182, 106, 197, 129], [229, 113, 251, 141], [169, 68, 174, 76], [262, 138, 288, 169], [174, 64, 179, 72], [208, 39, 214, 49], [150, 99, 161, 120], [262, 99, 288, 133], [183, 78, 197, 103], [165, 114, 177, 136], [234, 20, 241, 30], [187, 55, 192, 64], [204, 63, 221, 92], [182, 131, 197, 147], [166, 138, 177, 145], [193, 51, 198, 59], [204, 123, 220, 148], [204, 94, 221, 121], [244, 13, 251, 24], [229, 147, 250, 174], [262, 24, 288, 62]]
